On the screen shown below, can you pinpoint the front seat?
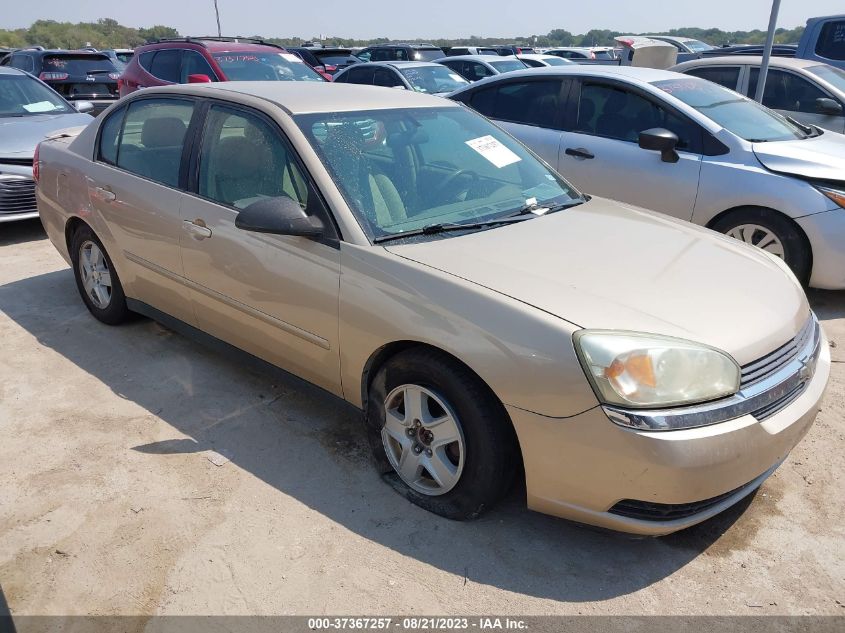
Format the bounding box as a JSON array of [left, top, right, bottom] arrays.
[[322, 123, 407, 228]]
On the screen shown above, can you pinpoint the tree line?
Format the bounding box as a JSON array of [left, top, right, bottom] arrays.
[[0, 18, 806, 50]]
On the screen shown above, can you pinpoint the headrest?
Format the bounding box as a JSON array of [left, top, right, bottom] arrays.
[[142, 117, 187, 149]]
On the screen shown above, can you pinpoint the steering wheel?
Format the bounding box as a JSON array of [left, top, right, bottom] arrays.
[[434, 169, 480, 201]]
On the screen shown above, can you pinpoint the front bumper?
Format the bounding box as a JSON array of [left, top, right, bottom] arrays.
[[798, 208, 845, 290], [508, 330, 830, 536]]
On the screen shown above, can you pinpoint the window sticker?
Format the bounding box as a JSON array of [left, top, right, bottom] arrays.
[[465, 135, 521, 168], [23, 101, 58, 113]]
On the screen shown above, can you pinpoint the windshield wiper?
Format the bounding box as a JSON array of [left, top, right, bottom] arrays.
[[785, 115, 814, 137], [507, 198, 586, 218], [373, 216, 531, 244]]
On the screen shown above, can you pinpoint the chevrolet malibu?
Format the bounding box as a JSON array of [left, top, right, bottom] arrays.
[[35, 82, 829, 535]]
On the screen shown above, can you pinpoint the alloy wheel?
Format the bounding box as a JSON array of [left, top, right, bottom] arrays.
[[78, 241, 113, 309]]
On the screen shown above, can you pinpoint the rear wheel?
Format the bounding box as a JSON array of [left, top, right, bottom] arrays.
[[70, 225, 131, 325], [365, 348, 518, 520], [712, 208, 811, 284]]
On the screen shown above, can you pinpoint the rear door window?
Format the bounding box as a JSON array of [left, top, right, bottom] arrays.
[[815, 20, 845, 61], [149, 50, 182, 83], [115, 98, 195, 187], [748, 68, 830, 114], [493, 80, 563, 128], [685, 66, 741, 91], [9, 54, 34, 73]]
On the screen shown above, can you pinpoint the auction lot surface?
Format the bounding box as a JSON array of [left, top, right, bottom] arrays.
[[1, 219, 844, 616]]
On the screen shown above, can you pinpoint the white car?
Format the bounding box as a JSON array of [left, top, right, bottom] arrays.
[[449, 66, 845, 289], [672, 56, 845, 134], [516, 54, 575, 68], [434, 55, 527, 82]]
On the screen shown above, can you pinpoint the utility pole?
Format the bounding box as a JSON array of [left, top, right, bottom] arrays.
[[754, 0, 782, 103], [213, 0, 222, 37]]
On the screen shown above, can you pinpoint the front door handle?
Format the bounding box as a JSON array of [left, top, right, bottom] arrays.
[[565, 147, 595, 160], [94, 186, 116, 202], [183, 219, 212, 240]]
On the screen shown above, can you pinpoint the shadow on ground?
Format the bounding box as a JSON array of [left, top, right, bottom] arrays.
[[4, 268, 840, 603], [0, 219, 45, 247]]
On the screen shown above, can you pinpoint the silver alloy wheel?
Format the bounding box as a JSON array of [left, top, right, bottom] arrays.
[[78, 240, 113, 309], [726, 224, 785, 259], [381, 384, 465, 496]]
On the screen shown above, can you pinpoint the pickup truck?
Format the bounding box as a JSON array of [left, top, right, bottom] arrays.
[[797, 15, 845, 69]]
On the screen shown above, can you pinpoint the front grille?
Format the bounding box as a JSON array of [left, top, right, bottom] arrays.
[[609, 480, 755, 521], [740, 316, 816, 389], [0, 177, 37, 216], [0, 158, 35, 167]]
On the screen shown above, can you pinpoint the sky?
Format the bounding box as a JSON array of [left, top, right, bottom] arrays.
[[4, 0, 844, 40]]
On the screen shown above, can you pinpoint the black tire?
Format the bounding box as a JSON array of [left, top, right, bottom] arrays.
[[712, 208, 811, 285], [70, 224, 131, 325], [365, 347, 519, 520]]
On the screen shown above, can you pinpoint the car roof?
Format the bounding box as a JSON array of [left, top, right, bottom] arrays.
[[364, 43, 441, 49], [467, 65, 679, 83], [516, 54, 562, 60], [359, 61, 443, 69], [138, 81, 458, 114], [138, 39, 284, 53], [0, 66, 27, 76], [675, 56, 825, 71]]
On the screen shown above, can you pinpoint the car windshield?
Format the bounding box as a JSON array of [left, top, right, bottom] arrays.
[[0, 74, 73, 116], [413, 49, 445, 62], [489, 59, 527, 73], [315, 54, 358, 66], [685, 40, 714, 52], [540, 57, 571, 66], [399, 65, 469, 94], [652, 77, 807, 142], [212, 52, 324, 81], [297, 107, 583, 241], [592, 49, 616, 60], [807, 64, 845, 94], [42, 55, 117, 76]]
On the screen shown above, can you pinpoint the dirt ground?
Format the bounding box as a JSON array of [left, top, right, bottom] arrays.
[[1, 219, 843, 616]]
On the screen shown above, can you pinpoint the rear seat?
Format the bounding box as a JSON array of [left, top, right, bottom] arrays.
[[119, 117, 187, 187]]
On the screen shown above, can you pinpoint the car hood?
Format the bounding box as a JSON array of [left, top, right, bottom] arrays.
[[384, 198, 809, 366], [753, 132, 845, 183], [0, 113, 93, 159]]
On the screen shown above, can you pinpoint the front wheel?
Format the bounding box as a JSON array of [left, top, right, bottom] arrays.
[[365, 348, 518, 520], [712, 208, 811, 284]]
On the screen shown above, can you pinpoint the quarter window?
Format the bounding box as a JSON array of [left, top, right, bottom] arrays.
[[685, 66, 741, 91], [10, 55, 34, 73], [97, 107, 124, 165], [149, 49, 181, 83], [815, 20, 845, 61], [575, 83, 699, 150], [198, 106, 310, 211], [748, 69, 829, 114], [116, 98, 194, 187]]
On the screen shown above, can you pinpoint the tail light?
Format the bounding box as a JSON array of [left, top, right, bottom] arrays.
[[33, 143, 40, 184], [108, 73, 120, 80], [314, 65, 326, 74], [117, 78, 124, 92], [39, 72, 69, 81], [324, 64, 337, 73], [589, 51, 596, 59]]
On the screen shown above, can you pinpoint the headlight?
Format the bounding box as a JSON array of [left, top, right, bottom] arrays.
[[575, 331, 740, 409], [817, 184, 845, 209]]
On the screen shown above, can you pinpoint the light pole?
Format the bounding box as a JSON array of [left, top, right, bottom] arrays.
[[754, 0, 782, 103], [213, 0, 222, 37]]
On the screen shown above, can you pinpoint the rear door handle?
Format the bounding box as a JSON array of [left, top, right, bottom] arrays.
[[183, 219, 212, 240], [565, 147, 595, 160], [94, 186, 116, 202]]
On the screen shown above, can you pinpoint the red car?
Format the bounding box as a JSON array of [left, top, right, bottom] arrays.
[[118, 37, 325, 97]]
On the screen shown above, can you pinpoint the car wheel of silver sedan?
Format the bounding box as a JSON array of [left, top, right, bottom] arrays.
[[366, 347, 519, 520], [713, 208, 811, 285], [70, 224, 131, 325]]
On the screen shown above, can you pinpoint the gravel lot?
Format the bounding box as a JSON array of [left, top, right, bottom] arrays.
[[1, 219, 843, 616]]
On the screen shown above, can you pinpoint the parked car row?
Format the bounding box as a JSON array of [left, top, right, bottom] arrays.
[[33, 79, 830, 537]]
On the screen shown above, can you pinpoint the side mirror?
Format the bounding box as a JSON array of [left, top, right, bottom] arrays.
[[188, 73, 212, 84], [75, 101, 95, 114], [235, 196, 323, 238], [639, 128, 680, 163], [815, 97, 843, 116]]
